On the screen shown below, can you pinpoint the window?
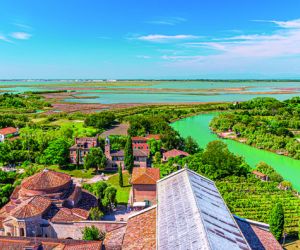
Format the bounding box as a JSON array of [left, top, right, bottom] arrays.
[[20, 228, 25, 236]]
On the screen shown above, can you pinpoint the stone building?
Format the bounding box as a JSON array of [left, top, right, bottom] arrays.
[[0, 169, 97, 238], [69, 136, 99, 164]]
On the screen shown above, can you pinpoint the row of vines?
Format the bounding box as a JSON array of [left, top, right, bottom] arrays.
[[217, 175, 300, 234]]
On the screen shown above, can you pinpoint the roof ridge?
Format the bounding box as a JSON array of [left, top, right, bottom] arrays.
[[184, 169, 212, 249], [233, 215, 270, 230], [156, 167, 186, 183], [128, 205, 157, 219]]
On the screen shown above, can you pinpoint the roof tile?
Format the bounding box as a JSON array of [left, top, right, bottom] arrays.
[[131, 167, 160, 185], [122, 206, 156, 250]]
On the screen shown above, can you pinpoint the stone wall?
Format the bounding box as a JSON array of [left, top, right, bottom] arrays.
[[50, 221, 127, 240]]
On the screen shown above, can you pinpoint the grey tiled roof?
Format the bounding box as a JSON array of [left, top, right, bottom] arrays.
[[156, 168, 250, 250]]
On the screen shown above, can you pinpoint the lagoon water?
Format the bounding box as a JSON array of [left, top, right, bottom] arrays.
[[1, 80, 300, 104], [172, 113, 300, 191]]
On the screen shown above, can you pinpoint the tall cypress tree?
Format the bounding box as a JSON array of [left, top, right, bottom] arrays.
[[124, 136, 134, 174], [269, 203, 284, 241], [118, 163, 123, 187]]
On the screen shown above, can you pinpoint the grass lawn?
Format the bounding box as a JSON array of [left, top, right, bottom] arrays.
[[57, 120, 98, 137], [106, 171, 131, 205], [48, 165, 96, 178]]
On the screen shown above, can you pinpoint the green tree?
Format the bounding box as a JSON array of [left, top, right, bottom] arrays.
[[269, 203, 284, 241], [201, 140, 249, 179], [298, 220, 300, 240], [102, 186, 117, 211], [124, 136, 134, 174], [39, 138, 70, 166], [82, 225, 105, 241], [154, 151, 162, 164], [89, 207, 104, 220], [256, 162, 283, 183], [84, 147, 106, 173], [147, 139, 162, 155], [92, 181, 108, 199], [184, 136, 201, 154], [118, 164, 123, 187]]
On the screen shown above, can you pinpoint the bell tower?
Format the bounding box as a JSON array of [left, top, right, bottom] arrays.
[[105, 137, 111, 160]]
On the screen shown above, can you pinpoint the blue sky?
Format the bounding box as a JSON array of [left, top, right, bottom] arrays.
[[1, 0, 300, 79]]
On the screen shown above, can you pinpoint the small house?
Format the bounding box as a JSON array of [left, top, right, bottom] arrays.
[[0, 127, 19, 142], [130, 167, 160, 206], [162, 149, 190, 162], [252, 170, 269, 181]]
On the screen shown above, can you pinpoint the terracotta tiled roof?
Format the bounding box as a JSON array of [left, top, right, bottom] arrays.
[[10, 185, 21, 200], [122, 206, 156, 250], [0, 236, 102, 250], [235, 216, 282, 250], [67, 186, 82, 201], [132, 143, 149, 149], [51, 207, 89, 223], [132, 134, 160, 141], [132, 136, 148, 141], [76, 190, 98, 210], [163, 149, 190, 158], [21, 169, 71, 191], [110, 150, 125, 157], [146, 134, 161, 140], [0, 127, 18, 135], [131, 167, 160, 185], [133, 149, 149, 157], [104, 224, 127, 250], [252, 170, 267, 178], [110, 149, 149, 157], [11, 196, 52, 219]]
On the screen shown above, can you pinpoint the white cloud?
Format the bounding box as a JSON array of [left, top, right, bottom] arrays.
[[13, 23, 33, 30], [11, 32, 32, 40], [136, 55, 151, 59], [147, 17, 186, 26], [159, 18, 300, 76], [162, 55, 205, 61], [270, 19, 300, 29], [137, 34, 198, 43], [0, 35, 11, 43]]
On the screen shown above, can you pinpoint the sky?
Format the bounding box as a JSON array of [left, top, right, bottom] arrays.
[[1, 0, 300, 79]]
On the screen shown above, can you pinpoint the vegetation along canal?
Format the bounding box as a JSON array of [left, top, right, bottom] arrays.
[[172, 113, 300, 191]]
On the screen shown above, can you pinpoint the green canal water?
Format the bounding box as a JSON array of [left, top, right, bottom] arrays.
[[172, 113, 300, 191]]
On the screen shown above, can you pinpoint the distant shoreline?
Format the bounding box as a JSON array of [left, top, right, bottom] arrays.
[[1, 79, 300, 83]]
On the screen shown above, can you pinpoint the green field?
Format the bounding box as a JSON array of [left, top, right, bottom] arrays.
[[48, 165, 96, 178], [106, 171, 131, 205]]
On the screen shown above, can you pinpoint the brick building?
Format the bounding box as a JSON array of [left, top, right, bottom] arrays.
[[105, 137, 150, 169], [69, 136, 98, 164], [0, 169, 97, 238], [130, 167, 160, 205], [0, 236, 102, 250], [132, 134, 161, 151]]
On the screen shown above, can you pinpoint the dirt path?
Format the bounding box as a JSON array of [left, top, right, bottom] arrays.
[[100, 123, 129, 138]]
